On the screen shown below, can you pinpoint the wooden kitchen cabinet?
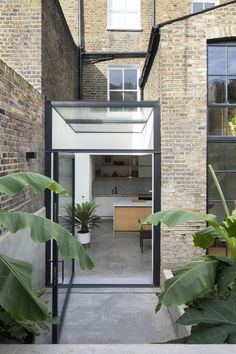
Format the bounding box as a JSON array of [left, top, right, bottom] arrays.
[[114, 206, 152, 232]]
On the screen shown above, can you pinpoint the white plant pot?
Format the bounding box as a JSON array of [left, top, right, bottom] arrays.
[[77, 231, 90, 245]]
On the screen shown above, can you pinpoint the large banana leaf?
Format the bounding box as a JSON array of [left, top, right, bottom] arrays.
[[174, 323, 236, 344], [193, 226, 222, 249], [142, 209, 209, 227], [0, 172, 68, 196], [217, 263, 236, 296], [0, 212, 94, 272], [0, 253, 48, 322], [177, 298, 236, 326], [156, 258, 219, 311]]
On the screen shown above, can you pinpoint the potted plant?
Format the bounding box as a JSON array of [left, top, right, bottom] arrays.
[[64, 202, 101, 245], [140, 165, 236, 344]]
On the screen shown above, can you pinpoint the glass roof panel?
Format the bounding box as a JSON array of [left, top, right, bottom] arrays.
[[53, 105, 153, 133]]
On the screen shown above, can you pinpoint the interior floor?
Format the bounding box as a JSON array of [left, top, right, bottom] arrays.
[[74, 220, 152, 284]]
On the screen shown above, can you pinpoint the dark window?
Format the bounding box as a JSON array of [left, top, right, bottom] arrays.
[[208, 42, 236, 231], [192, 1, 217, 13], [208, 43, 236, 136]]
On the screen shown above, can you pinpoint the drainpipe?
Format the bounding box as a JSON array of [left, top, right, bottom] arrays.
[[153, 0, 156, 25], [78, 0, 83, 99]]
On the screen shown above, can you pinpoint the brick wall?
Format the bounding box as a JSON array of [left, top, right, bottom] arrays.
[[82, 58, 145, 100], [0, 0, 42, 92], [42, 0, 79, 99], [59, 0, 79, 45], [156, 0, 230, 24], [0, 59, 44, 218], [144, 2, 236, 270], [82, 0, 153, 52]]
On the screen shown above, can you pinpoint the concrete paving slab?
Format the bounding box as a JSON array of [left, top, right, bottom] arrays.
[[1, 344, 236, 354], [58, 290, 176, 344]]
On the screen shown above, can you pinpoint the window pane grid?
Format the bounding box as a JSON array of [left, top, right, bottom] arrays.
[[208, 44, 236, 136], [109, 67, 138, 102]]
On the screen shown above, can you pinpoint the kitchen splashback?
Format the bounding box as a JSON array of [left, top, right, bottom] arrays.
[[93, 178, 152, 196]]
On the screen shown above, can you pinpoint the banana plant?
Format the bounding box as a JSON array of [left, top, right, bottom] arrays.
[[141, 165, 236, 343], [0, 172, 94, 326]]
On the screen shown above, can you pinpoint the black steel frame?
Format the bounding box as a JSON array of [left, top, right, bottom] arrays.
[[45, 100, 161, 342]]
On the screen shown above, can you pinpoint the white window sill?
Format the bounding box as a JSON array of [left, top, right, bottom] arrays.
[[106, 27, 143, 32]]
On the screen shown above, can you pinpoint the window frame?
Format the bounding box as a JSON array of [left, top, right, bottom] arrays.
[[192, 0, 219, 13], [107, 65, 140, 102], [207, 42, 236, 248], [107, 0, 142, 31]]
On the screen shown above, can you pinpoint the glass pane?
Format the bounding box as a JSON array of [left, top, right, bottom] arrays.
[[205, 2, 215, 9], [110, 91, 123, 101], [227, 143, 236, 169], [227, 108, 236, 136], [208, 77, 226, 103], [193, 3, 204, 12], [208, 108, 226, 135], [109, 0, 125, 10], [228, 47, 236, 75], [208, 47, 226, 75], [208, 201, 234, 223], [110, 70, 122, 89], [126, 0, 139, 10], [226, 173, 236, 200], [208, 172, 226, 200], [124, 69, 137, 89], [124, 12, 140, 28], [109, 11, 125, 28], [228, 78, 236, 103], [124, 91, 137, 101], [208, 142, 226, 170]]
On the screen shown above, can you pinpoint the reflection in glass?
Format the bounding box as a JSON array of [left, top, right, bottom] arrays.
[[109, 70, 122, 89], [208, 46, 226, 75], [208, 77, 226, 103], [228, 78, 236, 103], [205, 2, 215, 9], [226, 173, 236, 200], [227, 143, 236, 169], [124, 91, 137, 101], [208, 172, 226, 200], [208, 108, 226, 135], [124, 69, 137, 89], [192, 3, 203, 12], [228, 108, 236, 136], [110, 91, 123, 101], [208, 143, 226, 170], [208, 201, 234, 223], [228, 47, 236, 75]]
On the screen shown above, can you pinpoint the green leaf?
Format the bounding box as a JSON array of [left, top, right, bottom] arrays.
[[158, 259, 219, 308], [193, 226, 217, 249], [0, 212, 94, 272], [142, 209, 218, 228], [178, 323, 234, 344], [0, 172, 68, 197], [177, 297, 236, 326], [0, 253, 48, 322], [217, 263, 236, 296]]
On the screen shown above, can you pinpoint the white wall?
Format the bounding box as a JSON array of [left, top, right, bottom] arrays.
[[75, 154, 93, 204]]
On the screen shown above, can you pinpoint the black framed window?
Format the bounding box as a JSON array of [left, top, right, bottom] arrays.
[[208, 42, 236, 224], [208, 43, 236, 136]]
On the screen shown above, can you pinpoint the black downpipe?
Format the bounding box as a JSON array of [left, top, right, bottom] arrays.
[[78, 0, 83, 99], [153, 0, 156, 26]]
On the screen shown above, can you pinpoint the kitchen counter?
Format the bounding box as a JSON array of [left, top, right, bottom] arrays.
[[113, 201, 152, 232], [114, 200, 152, 207]]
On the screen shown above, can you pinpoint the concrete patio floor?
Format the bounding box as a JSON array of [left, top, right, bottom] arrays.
[[37, 288, 176, 344]]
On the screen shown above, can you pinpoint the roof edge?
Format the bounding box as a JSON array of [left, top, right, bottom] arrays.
[[139, 0, 236, 90]]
